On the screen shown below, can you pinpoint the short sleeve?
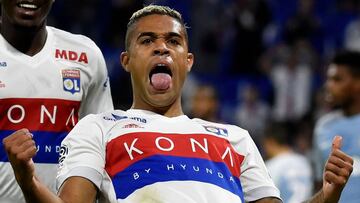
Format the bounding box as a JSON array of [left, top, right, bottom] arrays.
[[237, 132, 281, 202], [56, 114, 105, 191]]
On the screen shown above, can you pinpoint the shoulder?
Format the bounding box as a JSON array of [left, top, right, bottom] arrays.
[[79, 109, 127, 127], [49, 26, 97, 47], [48, 26, 103, 59], [191, 118, 252, 145], [192, 118, 249, 134], [315, 110, 343, 131]]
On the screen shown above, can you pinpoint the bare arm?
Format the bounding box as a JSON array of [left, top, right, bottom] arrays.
[[304, 136, 353, 203], [2, 129, 97, 203], [251, 197, 282, 203]]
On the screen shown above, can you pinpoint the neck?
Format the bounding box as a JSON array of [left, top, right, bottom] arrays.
[[343, 98, 360, 116], [0, 20, 47, 56], [131, 97, 184, 117], [268, 145, 291, 159]]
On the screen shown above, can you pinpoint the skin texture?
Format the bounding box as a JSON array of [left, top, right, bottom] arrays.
[[2, 12, 354, 203], [305, 136, 353, 203], [121, 14, 194, 117], [325, 64, 360, 116], [1, 0, 54, 55]]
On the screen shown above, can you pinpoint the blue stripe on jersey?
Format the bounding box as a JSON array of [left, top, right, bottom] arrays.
[[0, 130, 67, 163], [112, 155, 244, 201]]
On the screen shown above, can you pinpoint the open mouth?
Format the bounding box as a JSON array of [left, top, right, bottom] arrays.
[[149, 64, 172, 90], [150, 64, 172, 78], [17, 2, 39, 10]]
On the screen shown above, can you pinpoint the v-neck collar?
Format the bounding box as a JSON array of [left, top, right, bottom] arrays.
[[0, 26, 53, 67]]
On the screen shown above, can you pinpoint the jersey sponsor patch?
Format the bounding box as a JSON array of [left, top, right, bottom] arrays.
[[0, 61, 7, 67], [103, 114, 147, 123], [203, 125, 228, 137], [105, 132, 244, 200], [123, 124, 143, 129], [62, 69, 81, 94], [58, 144, 69, 166], [0, 80, 5, 88], [55, 49, 88, 64]]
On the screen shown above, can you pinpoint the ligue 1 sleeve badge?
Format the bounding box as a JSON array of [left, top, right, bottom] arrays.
[[62, 69, 81, 94]]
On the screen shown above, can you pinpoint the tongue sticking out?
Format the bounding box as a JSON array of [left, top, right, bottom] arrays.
[[151, 73, 171, 90]]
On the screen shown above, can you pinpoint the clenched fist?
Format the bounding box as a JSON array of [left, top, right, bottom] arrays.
[[2, 128, 37, 188]]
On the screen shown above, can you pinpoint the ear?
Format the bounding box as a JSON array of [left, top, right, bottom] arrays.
[[120, 51, 130, 72], [186, 53, 194, 72]]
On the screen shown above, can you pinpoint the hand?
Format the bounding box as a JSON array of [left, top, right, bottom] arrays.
[[322, 135, 353, 203], [2, 128, 37, 188]]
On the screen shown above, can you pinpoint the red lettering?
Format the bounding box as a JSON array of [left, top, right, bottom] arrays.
[[55, 49, 88, 64], [78, 52, 88, 64], [68, 51, 78, 61], [0, 98, 80, 132], [105, 132, 245, 178], [55, 49, 67, 60]]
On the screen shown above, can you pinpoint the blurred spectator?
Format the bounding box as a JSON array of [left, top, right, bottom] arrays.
[[190, 0, 227, 74], [264, 123, 313, 203], [227, 0, 272, 75], [189, 84, 221, 122], [269, 41, 314, 122], [235, 84, 270, 145], [283, 0, 322, 49], [344, 16, 360, 51]]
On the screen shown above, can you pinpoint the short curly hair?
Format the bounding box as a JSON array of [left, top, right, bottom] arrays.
[[125, 5, 188, 51], [332, 50, 360, 77]]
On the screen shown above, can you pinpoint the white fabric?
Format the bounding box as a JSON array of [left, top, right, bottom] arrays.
[[57, 109, 280, 203], [0, 26, 113, 202], [266, 152, 313, 203]]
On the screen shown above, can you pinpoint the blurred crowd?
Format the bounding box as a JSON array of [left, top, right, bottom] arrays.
[[0, 1, 334, 150], [44, 0, 360, 154], [1, 0, 359, 202]]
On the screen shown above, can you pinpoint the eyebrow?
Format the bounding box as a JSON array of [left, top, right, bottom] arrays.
[[137, 31, 183, 40]]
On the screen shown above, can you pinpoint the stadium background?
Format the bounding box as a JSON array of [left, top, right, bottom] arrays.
[[3, 0, 360, 156]]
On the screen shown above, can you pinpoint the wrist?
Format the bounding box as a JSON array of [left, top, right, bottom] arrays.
[[19, 175, 38, 194]]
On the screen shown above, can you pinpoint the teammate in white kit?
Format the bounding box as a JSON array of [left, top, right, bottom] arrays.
[[3, 5, 353, 203], [0, 0, 113, 202]]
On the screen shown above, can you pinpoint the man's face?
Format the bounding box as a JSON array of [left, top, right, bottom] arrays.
[[325, 64, 357, 107], [1, 0, 54, 28], [121, 14, 194, 109]]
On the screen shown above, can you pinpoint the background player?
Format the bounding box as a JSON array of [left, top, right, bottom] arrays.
[[313, 50, 360, 202], [3, 5, 353, 203], [0, 0, 113, 202], [263, 123, 313, 203]]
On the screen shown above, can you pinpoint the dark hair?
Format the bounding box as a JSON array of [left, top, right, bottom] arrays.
[[332, 50, 360, 77], [264, 122, 289, 145], [125, 5, 188, 51]]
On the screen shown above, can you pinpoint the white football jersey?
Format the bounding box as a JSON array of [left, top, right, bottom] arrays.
[[0, 26, 114, 203], [57, 109, 280, 203]]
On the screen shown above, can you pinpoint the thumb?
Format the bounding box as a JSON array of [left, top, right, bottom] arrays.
[[332, 135, 342, 150]]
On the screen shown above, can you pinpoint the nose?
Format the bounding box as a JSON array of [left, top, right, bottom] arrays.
[[153, 41, 170, 56]]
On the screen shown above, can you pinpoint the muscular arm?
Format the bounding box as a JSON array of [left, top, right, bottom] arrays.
[[58, 177, 97, 203], [19, 176, 97, 203]]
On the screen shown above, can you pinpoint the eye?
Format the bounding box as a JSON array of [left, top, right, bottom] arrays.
[[168, 38, 180, 45], [141, 38, 153, 45]]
